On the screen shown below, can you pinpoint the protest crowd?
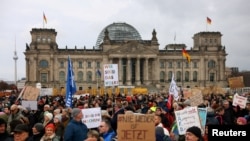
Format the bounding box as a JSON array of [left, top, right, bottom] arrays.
[[0, 89, 250, 141]]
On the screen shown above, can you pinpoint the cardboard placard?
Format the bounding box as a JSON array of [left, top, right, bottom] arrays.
[[117, 114, 155, 141], [22, 86, 40, 100]]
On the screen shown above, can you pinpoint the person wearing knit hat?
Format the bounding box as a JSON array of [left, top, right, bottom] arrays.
[[53, 114, 64, 141], [43, 112, 53, 127], [185, 126, 203, 141], [32, 123, 44, 141], [236, 117, 247, 125], [40, 123, 60, 141], [64, 108, 88, 141]]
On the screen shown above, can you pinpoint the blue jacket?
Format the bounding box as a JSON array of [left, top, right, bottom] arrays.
[[102, 129, 116, 141], [64, 119, 88, 141]]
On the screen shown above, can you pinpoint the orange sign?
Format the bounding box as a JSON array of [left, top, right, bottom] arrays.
[[228, 76, 244, 89]]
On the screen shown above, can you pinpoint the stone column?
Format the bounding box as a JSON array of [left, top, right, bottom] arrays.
[[136, 57, 141, 85], [144, 57, 149, 85], [118, 58, 122, 85], [34, 57, 37, 82], [83, 60, 87, 82], [126, 58, 131, 85]]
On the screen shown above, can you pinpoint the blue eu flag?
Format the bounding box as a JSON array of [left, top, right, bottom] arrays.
[[65, 56, 76, 107]]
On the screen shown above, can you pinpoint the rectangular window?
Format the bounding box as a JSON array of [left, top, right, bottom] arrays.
[[210, 73, 215, 82], [177, 62, 181, 68], [78, 61, 82, 68], [193, 62, 197, 68], [96, 62, 100, 68], [160, 62, 165, 68], [41, 73, 47, 82], [60, 61, 64, 68], [88, 62, 91, 68], [168, 62, 172, 68]]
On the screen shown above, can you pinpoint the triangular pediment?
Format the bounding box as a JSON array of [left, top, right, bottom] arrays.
[[108, 41, 158, 54]]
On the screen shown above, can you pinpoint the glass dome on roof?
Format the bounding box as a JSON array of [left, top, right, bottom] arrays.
[[95, 22, 142, 48]]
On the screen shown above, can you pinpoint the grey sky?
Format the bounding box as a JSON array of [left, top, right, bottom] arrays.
[[0, 0, 250, 81]]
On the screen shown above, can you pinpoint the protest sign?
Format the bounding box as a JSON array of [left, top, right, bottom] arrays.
[[21, 101, 37, 110], [22, 86, 40, 100], [175, 106, 202, 135], [82, 107, 102, 128], [117, 114, 155, 141], [233, 93, 247, 109]]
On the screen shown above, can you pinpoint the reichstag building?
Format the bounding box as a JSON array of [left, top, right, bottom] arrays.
[[24, 22, 228, 92]]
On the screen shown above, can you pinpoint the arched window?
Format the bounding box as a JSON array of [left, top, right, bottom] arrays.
[[168, 71, 172, 82], [177, 71, 181, 82], [77, 71, 83, 82], [87, 71, 92, 83], [160, 71, 165, 82], [59, 71, 65, 82], [208, 60, 216, 68], [39, 60, 48, 68], [193, 71, 198, 82], [185, 71, 190, 81]]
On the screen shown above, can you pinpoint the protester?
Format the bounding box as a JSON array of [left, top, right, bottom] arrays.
[[154, 114, 170, 136], [185, 126, 203, 141], [64, 108, 88, 141], [31, 123, 44, 141], [98, 117, 116, 141], [236, 117, 247, 125], [0, 118, 10, 141], [53, 114, 64, 141], [13, 124, 32, 141], [40, 123, 60, 141], [85, 130, 104, 141]]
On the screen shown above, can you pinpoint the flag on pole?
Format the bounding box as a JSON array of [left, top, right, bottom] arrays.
[[169, 73, 179, 101], [65, 56, 77, 107], [43, 12, 47, 24], [182, 48, 191, 63], [207, 17, 212, 25], [97, 69, 101, 77]]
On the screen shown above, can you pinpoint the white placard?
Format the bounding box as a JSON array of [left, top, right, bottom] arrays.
[[233, 93, 247, 109], [21, 101, 38, 110], [40, 88, 53, 96], [175, 106, 202, 135], [82, 107, 102, 129], [104, 64, 119, 87]]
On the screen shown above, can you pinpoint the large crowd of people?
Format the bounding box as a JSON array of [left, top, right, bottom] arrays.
[[0, 91, 249, 141]]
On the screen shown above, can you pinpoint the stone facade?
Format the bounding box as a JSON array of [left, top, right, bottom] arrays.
[[24, 23, 228, 91]]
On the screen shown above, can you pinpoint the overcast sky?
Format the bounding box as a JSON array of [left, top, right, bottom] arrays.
[[0, 0, 250, 81]]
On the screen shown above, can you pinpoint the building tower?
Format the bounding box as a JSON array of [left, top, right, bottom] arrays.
[[13, 38, 18, 85]]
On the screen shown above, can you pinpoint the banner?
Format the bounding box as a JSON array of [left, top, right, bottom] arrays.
[[169, 74, 179, 101], [104, 64, 119, 87]]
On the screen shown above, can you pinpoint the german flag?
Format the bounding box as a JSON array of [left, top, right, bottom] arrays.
[[182, 48, 191, 63], [207, 17, 212, 25]]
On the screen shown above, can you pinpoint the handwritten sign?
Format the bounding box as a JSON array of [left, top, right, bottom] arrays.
[[82, 107, 102, 128], [228, 76, 244, 89], [21, 101, 37, 110], [233, 93, 247, 108], [175, 106, 202, 135], [117, 114, 155, 141], [40, 88, 53, 96], [22, 86, 40, 100], [104, 64, 119, 86], [190, 89, 203, 106]]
